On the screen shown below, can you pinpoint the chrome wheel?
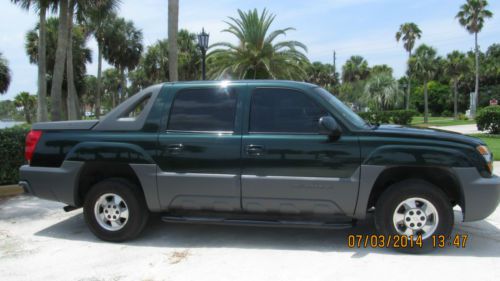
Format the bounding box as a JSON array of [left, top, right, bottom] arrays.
[[94, 193, 129, 231], [392, 197, 439, 239]]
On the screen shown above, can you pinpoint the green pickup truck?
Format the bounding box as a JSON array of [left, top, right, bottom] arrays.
[[19, 80, 499, 251]]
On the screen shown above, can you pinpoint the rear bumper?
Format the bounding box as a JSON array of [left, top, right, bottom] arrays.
[[453, 167, 500, 221], [19, 161, 84, 206]]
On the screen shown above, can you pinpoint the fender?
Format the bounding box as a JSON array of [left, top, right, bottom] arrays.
[[65, 141, 156, 164]]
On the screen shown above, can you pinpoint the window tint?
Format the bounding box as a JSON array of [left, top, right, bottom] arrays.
[[250, 88, 327, 133], [168, 88, 237, 132]]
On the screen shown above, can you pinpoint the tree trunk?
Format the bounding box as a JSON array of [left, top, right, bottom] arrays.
[[472, 31, 479, 118], [424, 79, 429, 124], [168, 0, 179, 81], [25, 108, 31, 124], [37, 6, 49, 122], [453, 78, 458, 120], [406, 50, 411, 110], [49, 0, 69, 121], [120, 67, 126, 102], [66, 0, 79, 120], [96, 43, 103, 118]]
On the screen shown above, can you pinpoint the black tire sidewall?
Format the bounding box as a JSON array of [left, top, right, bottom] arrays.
[[83, 178, 149, 242], [375, 179, 454, 253]]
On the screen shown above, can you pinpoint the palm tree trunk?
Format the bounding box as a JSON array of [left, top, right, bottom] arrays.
[[49, 0, 69, 121], [96, 43, 103, 118], [120, 67, 126, 102], [453, 78, 458, 120], [37, 6, 49, 122], [424, 79, 429, 124], [406, 50, 411, 110], [473, 31, 479, 118], [66, 0, 78, 120], [168, 0, 179, 81]]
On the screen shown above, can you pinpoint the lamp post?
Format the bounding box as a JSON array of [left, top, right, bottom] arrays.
[[197, 28, 209, 80]]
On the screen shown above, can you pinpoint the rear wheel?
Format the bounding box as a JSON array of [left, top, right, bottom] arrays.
[[374, 179, 454, 253], [83, 178, 149, 242]]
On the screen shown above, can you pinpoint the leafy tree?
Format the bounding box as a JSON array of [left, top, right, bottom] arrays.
[[456, 0, 493, 117], [102, 16, 143, 104], [363, 72, 401, 110], [14, 92, 37, 123], [0, 100, 19, 120], [342, 55, 370, 83], [396, 22, 422, 110], [371, 64, 393, 76], [445, 51, 470, 119], [168, 0, 179, 81], [208, 9, 309, 80], [413, 81, 451, 116], [306, 62, 337, 89], [84, 0, 121, 118], [101, 68, 121, 110], [0, 52, 11, 94], [81, 74, 97, 116], [25, 17, 92, 116], [10, 0, 54, 121], [410, 44, 439, 123]]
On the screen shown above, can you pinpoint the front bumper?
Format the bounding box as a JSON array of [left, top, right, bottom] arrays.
[[19, 161, 84, 206], [453, 167, 500, 221]]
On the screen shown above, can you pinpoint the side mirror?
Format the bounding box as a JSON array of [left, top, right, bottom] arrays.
[[319, 116, 342, 138]]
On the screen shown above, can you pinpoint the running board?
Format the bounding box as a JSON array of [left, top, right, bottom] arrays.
[[161, 216, 355, 229]]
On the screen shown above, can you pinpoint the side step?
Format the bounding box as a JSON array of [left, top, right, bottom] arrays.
[[161, 215, 355, 229]]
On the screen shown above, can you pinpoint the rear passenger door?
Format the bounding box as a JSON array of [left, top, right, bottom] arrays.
[[157, 85, 243, 212]]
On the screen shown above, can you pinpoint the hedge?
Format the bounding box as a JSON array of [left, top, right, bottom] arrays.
[[476, 105, 500, 134], [358, 110, 417, 125], [0, 125, 30, 185]]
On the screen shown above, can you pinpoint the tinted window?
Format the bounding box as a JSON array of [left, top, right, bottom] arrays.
[[119, 94, 151, 121], [250, 88, 327, 133], [168, 88, 237, 132]]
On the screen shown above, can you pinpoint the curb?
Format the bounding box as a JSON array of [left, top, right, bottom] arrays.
[[0, 184, 24, 197]]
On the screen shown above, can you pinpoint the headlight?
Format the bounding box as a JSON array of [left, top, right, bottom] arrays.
[[477, 145, 493, 173]]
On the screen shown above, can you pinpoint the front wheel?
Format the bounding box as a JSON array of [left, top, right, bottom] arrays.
[[374, 179, 454, 253], [83, 178, 149, 242]]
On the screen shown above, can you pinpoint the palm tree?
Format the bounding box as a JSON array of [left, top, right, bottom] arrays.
[[342, 55, 370, 83], [208, 9, 309, 80], [371, 64, 393, 76], [11, 0, 53, 121], [168, 0, 179, 81], [84, 0, 121, 118], [410, 44, 438, 123], [363, 72, 401, 110], [14, 92, 37, 123], [306, 62, 336, 88], [396, 22, 422, 110], [26, 17, 92, 119], [102, 17, 143, 103], [456, 0, 493, 118], [445, 51, 470, 119], [0, 52, 11, 94]]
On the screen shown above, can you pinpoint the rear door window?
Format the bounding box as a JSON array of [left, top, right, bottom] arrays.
[[168, 88, 238, 132]]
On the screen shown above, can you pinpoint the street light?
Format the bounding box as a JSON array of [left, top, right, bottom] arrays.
[[197, 28, 209, 80]]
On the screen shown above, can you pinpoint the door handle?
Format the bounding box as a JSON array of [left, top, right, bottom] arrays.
[[246, 144, 265, 156], [167, 143, 184, 154]]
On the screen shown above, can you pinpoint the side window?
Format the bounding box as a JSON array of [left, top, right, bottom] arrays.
[[250, 88, 327, 133], [168, 88, 238, 132], [119, 94, 151, 121]]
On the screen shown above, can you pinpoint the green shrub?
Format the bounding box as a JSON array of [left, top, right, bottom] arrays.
[[391, 110, 416, 125], [358, 110, 416, 125], [476, 105, 500, 134], [0, 125, 29, 185], [457, 113, 469, 121], [441, 110, 452, 117]]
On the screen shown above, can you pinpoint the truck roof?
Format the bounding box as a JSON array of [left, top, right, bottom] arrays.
[[160, 80, 318, 89]]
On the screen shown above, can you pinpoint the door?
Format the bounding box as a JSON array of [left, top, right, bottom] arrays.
[[157, 85, 242, 212], [241, 87, 360, 216]]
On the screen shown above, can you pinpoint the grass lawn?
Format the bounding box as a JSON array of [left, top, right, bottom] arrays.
[[411, 116, 476, 127], [470, 134, 500, 161]]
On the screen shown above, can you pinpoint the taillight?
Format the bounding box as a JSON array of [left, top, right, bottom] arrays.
[[25, 130, 42, 164]]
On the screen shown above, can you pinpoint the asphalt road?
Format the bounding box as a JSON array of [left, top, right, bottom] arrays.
[[1, 170, 499, 281]]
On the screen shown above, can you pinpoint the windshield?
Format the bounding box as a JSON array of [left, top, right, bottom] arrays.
[[314, 87, 369, 129]]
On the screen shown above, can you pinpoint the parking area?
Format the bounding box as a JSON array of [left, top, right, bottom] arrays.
[[1, 165, 499, 281]]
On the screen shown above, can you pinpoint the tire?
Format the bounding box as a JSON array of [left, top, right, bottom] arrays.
[[374, 179, 453, 253], [83, 178, 150, 242]]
